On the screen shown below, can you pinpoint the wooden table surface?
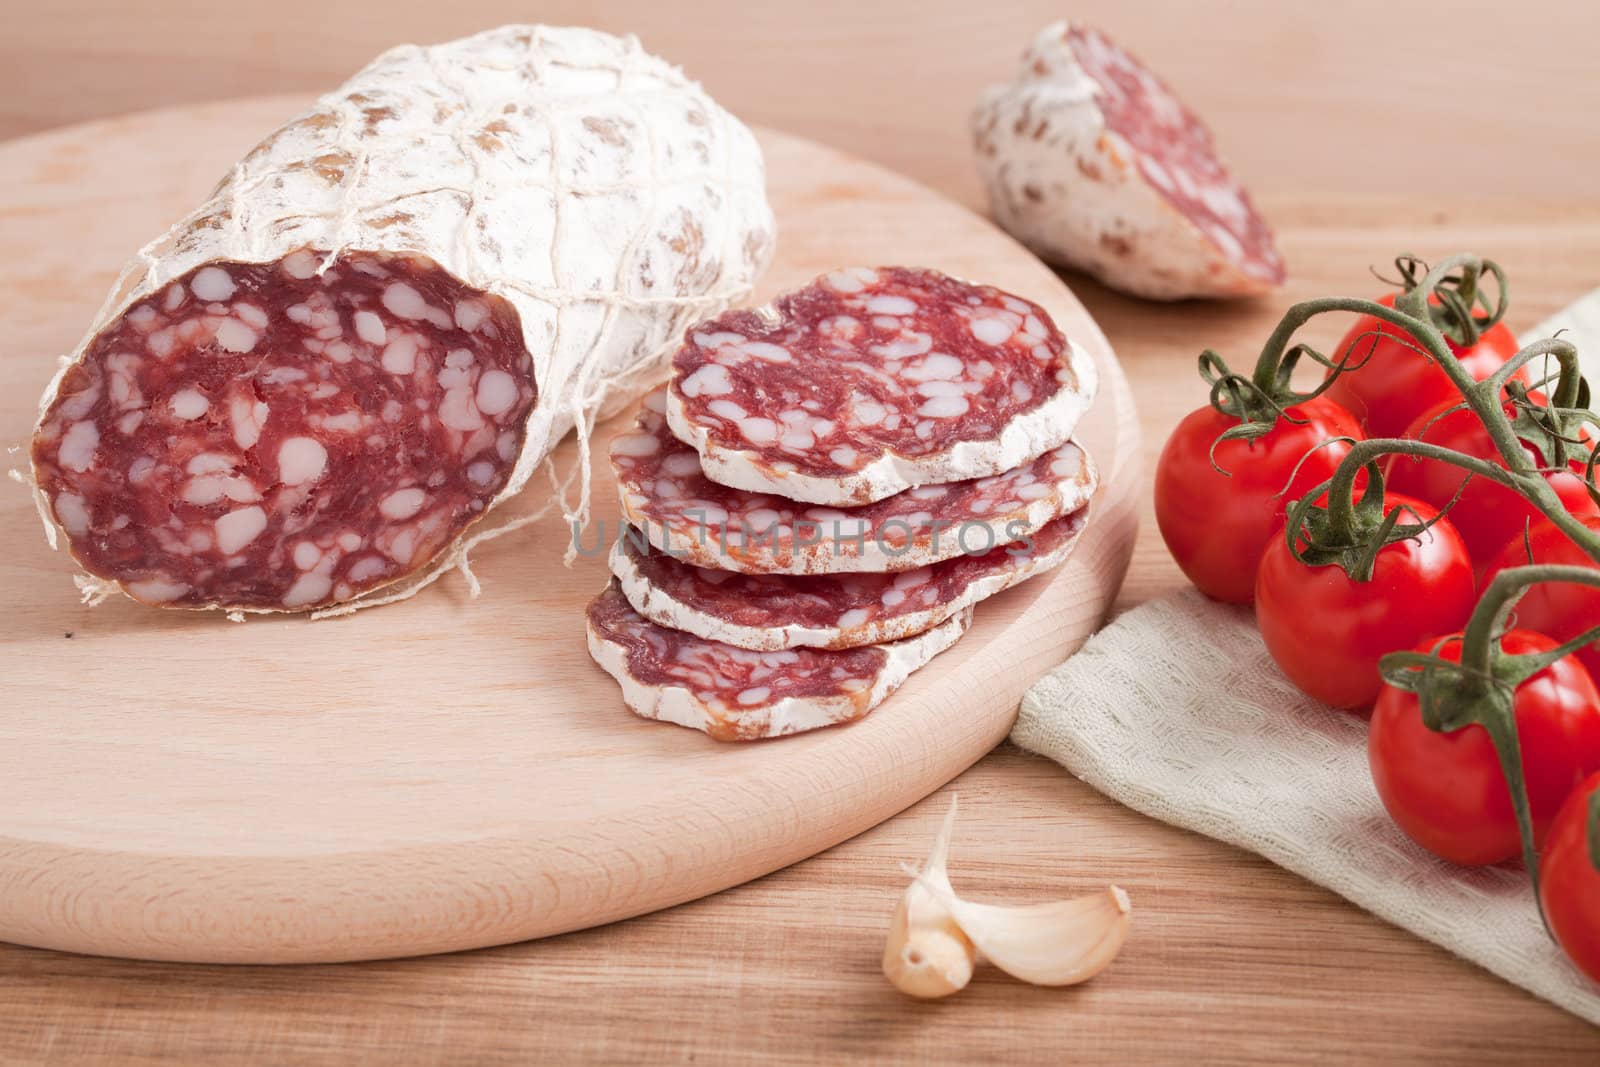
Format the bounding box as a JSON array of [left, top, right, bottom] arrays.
[[4, 2, 1600, 1062]]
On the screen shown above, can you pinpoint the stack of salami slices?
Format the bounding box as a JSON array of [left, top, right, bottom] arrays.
[[586, 267, 1100, 740]]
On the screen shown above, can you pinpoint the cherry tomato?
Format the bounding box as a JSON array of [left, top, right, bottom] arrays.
[[1322, 292, 1524, 439], [1482, 516, 1600, 680], [1385, 395, 1599, 565], [1155, 397, 1362, 604], [1369, 630, 1600, 865], [1540, 771, 1600, 984], [1254, 494, 1476, 708]]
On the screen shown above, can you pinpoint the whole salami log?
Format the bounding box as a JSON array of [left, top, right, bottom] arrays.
[[973, 22, 1284, 300], [585, 582, 971, 740], [666, 267, 1096, 506], [611, 388, 1098, 574], [30, 26, 775, 614], [610, 506, 1089, 651]]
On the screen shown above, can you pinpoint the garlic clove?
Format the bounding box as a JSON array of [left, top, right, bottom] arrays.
[[884, 795, 1132, 995], [883, 796, 976, 998], [919, 877, 1131, 987]]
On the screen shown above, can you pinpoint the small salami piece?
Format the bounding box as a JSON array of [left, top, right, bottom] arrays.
[[610, 507, 1089, 651], [29, 26, 775, 613], [585, 581, 971, 740], [611, 388, 1098, 574], [665, 267, 1097, 506], [973, 22, 1285, 300]]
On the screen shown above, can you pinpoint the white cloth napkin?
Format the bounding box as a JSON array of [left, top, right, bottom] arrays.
[[1012, 588, 1600, 1025]]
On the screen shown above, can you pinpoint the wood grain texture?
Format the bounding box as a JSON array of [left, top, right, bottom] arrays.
[[5, 2, 1600, 1061], [4, 749, 1599, 1064], [3, 0, 1598, 209], [0, 100, 1138, 965]]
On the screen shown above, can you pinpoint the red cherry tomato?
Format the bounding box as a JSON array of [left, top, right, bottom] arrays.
[[1322, 292, 1524, 439], [1384, 395, 1599, 565], [1369, 630, 1600, 865], [1155, 397, 1362, 604], [1254, 494, 1476, 708], [1482, 516, 1600, 680], [1540, 771, 1600, 984]]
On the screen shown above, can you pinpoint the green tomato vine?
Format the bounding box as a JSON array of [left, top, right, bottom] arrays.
[[1204, 253, 1600, 906], [1589, 789, 1600, 872]]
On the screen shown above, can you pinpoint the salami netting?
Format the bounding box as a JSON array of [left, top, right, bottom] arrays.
[[31, 253, 535, 610], [29, 25, 775, 614], [1063, 26, 1283, 286], [665, 267, 1096, 506], [611, 387, 1098, 574], [611, 506, 1089, 650]]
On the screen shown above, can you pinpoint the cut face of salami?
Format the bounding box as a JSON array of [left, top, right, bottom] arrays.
[[611, 387, 1098, 574], [30, 25, 775, 613], [974, 22, 1284, 300], [31, 253, 534, 610], [610, 506, 1089, 651], [586, 581, 971, 740], [665, 267, 1097, 505]]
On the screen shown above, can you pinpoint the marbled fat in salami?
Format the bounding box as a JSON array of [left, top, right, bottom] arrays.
[[665, 267, 1097, 505], [611, 387, 1098, 574], [611, 507, 1089, 651], [974, 22, 1284, 300], [585, 581, 971, 740], [31, 254, 534, 609]]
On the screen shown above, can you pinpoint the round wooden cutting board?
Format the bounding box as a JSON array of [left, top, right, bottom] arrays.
[[0, 97, 1139, 963]]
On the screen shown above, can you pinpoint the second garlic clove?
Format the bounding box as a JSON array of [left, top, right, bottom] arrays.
[[920, 878, 1132, 987]]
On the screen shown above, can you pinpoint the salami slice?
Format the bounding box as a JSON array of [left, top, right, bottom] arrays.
[[30, 26, 775, 613], [611, 387, 1098, 574], [32, 255, 541, 610], [665, 267, 1097, 506], [610, 506, 1088, 651], [973, 22, 1284, 301], [585, 581, 971, 740]]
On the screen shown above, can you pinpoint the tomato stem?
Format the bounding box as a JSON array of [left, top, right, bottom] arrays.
[[1297, 437, 1520, 573], [1488, 337, 1583, 412], [1246, 296, 1427, 397], [1390, 253, 1510, 349], [1460, 564, 1600, 684], [1587, 789, 1600, 874]]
